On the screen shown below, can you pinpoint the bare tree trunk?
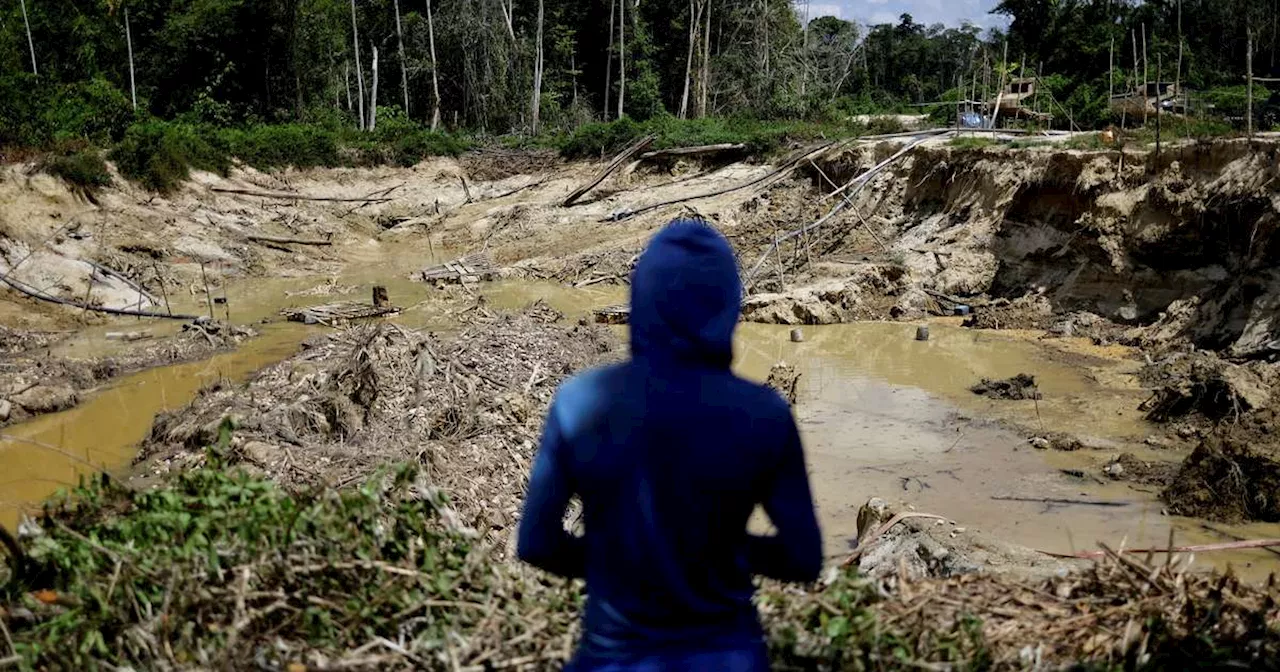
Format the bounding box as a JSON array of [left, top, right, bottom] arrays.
[[125, 6, 137, 111], [1141, 23, 1148, 125], [369, 46, 379, 131], [617, 0, 626, 118], [531, 0, 544, 133], [799, 0, 809, 98], [698, 0, 711, 117], [19, 0, 37, 76], [1108, 35, 1114, 101], [1175, 0, 1183, 110], [394, 0, 409, 115], [1248, 26, 1255, 140], [350, 0, 366, 129], [345, 61, 353, 110], [498, 0, 516, 41], [604, 0, 615, 119], [679, 0, 700, 118], [426, 0, 442, 129]]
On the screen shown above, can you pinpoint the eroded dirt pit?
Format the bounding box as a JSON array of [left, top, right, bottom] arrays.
[[3, 136, 1280, 582]]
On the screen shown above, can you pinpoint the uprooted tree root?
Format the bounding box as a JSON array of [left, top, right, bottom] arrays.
[[1162, 432, 1280, 523]]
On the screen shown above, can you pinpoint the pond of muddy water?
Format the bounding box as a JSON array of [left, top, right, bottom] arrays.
[[3, 254, 1278, 579]]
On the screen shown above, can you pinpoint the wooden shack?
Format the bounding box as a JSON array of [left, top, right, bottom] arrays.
[[990, 78, 1053, 122], [1109, 82, 1185, 117]]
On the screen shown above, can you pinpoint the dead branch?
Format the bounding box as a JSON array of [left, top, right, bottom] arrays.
[[211, 186, 392, 204], [639, 143, 746, 159], [246, 234, 334, 247], [0, 273, 199, 320], [990, 495, 1130, 507], [562, 134, 657, 206]]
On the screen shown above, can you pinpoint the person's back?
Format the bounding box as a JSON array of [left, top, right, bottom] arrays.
[[518, 219, 822, 671]]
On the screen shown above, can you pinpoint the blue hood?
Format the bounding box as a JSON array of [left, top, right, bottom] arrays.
[[630, 220, 741, 368]]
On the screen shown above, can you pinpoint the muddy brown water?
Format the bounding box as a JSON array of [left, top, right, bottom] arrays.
[[3, 260, 1279, 579]]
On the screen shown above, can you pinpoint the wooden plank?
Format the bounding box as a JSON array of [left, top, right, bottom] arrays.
[[562, 135, 657, 207]]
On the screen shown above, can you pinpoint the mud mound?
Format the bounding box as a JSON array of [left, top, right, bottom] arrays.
[[970, 373, 1041, 400], [1162, 433, 1280, 523], [1140, 352, 1276, 422], [0, 325, 56, 354], [963, 294, 1053, 330], [1, 321, 251, 428], [765, 362, 800, 405], [1104, 453, 1180, 486], [137, 307, 618, 550]]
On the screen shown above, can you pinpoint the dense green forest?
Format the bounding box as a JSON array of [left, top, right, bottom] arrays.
[[1, 0, 1277, 182]]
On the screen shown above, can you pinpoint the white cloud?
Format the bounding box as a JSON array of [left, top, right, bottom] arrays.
[[804, 3, 845, 20], [835, 0, 1008, 28]]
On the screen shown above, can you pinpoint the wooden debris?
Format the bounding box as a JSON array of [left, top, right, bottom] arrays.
[[639, 143, 746, 160], [282, 301, 400, 325], [562, 135, 657, 207], [246, 234, 334, 247], [419, 254, 497, 285], [593, 304, 629, 325], [211, 186, 393, 204]]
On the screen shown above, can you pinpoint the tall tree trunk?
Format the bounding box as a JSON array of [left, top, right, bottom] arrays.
[[698, 0, 711, 116], [617, 0, 626, 118], [1248, 26, 1255, 140], [394, 0, 409, 115], [426, 0, 442, 130], [19, 0, 37, 76], [1175, 0, 1183, 110], [125, 6, 137, 111], [679, 0, 700, 118], [350, 0, 366, 130], [1141, 23, 1148, 125], [799, 0, 809, 98], [345, 61, 353, 110], [531, 0, 544, 133], [604, 0, 615, 119], [370, 46, 379, 131]]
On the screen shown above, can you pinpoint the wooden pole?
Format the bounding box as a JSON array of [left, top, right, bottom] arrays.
[[199, 262, 215, 320], [1129, 29, 1139, 129], [349, 0, 365, 130], [151, 260, 172, 316], [426, 0, 442, 130], [125, 6, 137, 111], [989, 39, 1009, 129], [221, 264, 231, 323], [394, 0, 409, 115]]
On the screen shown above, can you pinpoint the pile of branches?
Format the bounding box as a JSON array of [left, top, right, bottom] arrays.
[[762, 544, 1280, 670], [139, 309, 616, 551]]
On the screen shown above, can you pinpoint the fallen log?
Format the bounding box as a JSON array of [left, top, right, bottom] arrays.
[[0, 273, 199, 320], [609, 140, 843, 222], [990, 495, 1130, 507], [639, 143, 746, 160], [562, 135, 657, 207], [246, 234, 334, 247], [211, 186, 392, 204]]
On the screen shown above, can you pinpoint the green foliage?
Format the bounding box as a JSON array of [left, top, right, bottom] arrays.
[[110, 121, 229, 193], [38, 148, 112, 192], [219, 124, 341, 169], [558, 116, 860, 159], [948, 136, 999, 150], [8, 457, 478, 669]]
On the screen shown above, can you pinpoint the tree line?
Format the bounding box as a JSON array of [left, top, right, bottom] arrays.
[[1, 0, 1279, 150]]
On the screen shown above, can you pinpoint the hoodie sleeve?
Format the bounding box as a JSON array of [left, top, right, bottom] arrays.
[[745, 409, 822, 583], [517, 399, 587, 578]]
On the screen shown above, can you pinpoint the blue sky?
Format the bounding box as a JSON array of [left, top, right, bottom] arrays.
[[802, 0, 1009, 29]]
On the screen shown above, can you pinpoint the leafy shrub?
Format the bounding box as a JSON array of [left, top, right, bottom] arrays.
[[39, 148, 112, 192], [45, 79, 136, 145], [558, 117, 645, 158], [221, 124, 340, 169], [111, 121, 230, 192]]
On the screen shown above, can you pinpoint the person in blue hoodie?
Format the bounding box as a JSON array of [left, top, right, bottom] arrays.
[[517, 218, 823, 671]]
